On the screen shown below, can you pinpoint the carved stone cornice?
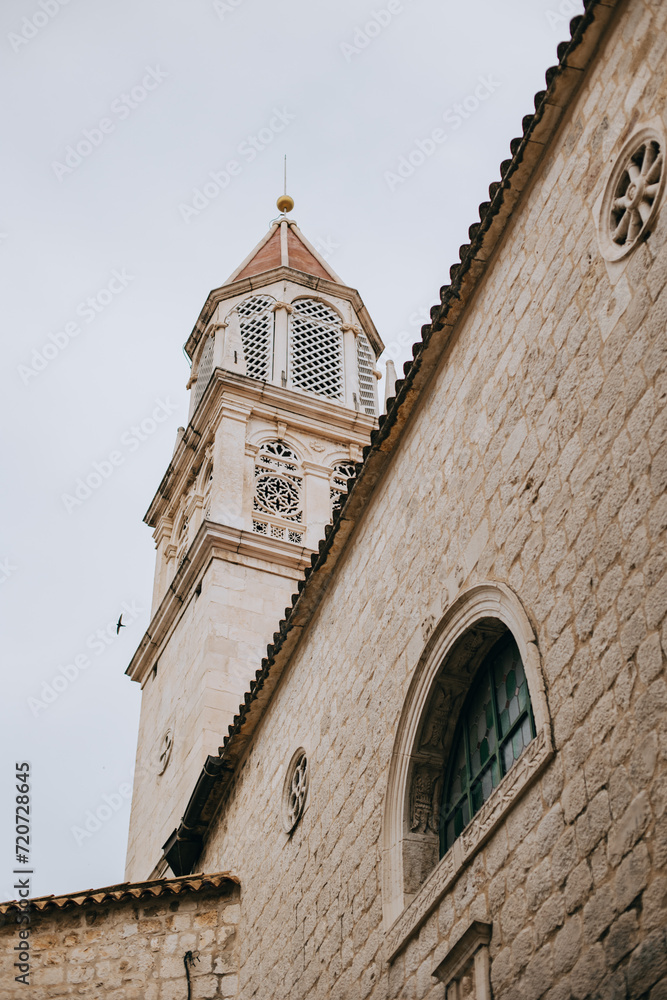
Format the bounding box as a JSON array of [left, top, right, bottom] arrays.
[[384, 726, 552, 963], [143, 369, 376, 528], [183, 265, 384, 360], [125, 519, 313, 687]]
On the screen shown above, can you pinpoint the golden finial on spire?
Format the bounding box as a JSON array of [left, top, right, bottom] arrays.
[[277, 155, 294, 214]]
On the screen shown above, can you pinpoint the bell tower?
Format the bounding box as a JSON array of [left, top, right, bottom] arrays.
[[124, 200, 384, 880]]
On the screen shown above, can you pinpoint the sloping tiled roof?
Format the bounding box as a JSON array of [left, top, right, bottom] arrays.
[[0, 871, 238, 915], [163, 0, 622, 876]]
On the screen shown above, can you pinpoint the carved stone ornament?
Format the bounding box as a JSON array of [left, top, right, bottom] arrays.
[[282, 748, 309, 833], [385, 727, 551, 962], [432, 921, 492, 1000], [156, 728, 174, 776], [409, 765, 442, 834], [598, 126, 665, 262]]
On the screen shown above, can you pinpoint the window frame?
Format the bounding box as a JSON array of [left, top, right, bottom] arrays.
[[440, 633, 537, 856]]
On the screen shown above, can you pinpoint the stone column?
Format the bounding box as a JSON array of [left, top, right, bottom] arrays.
[[271, 302, 292, 387], [209, 403, 250, 529], [302, 461, 333, 549], [342, 323, 361, 410], [151, 516, 174, 616]]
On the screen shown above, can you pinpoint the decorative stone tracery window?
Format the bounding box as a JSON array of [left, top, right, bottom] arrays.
[[330, 460, 357, 518], [252, 441, 304, 544], [289, 298, 344, 400], [236, 295, 274, 380], [282, 747, 309, 833], [382, 584, 553, 958], [598, 125, 665, 262]]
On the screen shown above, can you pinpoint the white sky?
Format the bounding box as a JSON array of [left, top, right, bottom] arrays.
[[0, 0, 584, 899]]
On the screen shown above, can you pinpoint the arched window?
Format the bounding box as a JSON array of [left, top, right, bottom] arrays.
[[290, 299, 344, 400], [252, 441, 304, 544], [440, 634, 535, 854], [237, 295, 274, 380], [381, 584, 553, 942], [330, 461, 357, 518]]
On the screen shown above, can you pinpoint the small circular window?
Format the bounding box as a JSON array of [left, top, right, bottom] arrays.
[[282, 748, 309, 833], [599, 127, 665, 261]]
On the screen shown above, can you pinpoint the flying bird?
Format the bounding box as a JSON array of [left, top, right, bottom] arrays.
[[116, 614, 126, 634]]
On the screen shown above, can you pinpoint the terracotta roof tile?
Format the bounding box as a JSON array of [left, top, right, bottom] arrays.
[[0, 871, 238, 915]]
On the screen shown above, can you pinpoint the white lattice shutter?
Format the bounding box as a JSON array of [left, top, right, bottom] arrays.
[[290, 299, 343, 400], [192, 337, 215, 410], [356, 333, 376, 416], [237, 296, 274, 380]]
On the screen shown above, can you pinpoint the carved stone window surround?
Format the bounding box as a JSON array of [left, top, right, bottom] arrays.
[[382, 583, 554, 961], [595, 119, 666, 282], [432, 920, 492, 1000]]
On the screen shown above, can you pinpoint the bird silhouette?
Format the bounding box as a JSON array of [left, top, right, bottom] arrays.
[[116, 614, 126, 635]]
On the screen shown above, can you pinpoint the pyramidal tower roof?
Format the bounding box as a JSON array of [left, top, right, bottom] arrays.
[[224, 216, 345, 286]]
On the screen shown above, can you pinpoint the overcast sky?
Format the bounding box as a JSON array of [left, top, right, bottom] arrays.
[[0, 0, 584, 900]]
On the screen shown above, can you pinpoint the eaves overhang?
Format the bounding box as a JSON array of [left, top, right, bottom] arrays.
[[143, 367, 377, 528], [183, 265, 384, 361], [153, 0, 623, 876]]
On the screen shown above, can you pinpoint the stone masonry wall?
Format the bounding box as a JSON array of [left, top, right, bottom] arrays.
[[126, 552, 302, 881], [198, 3, 667, 999], [0, 881, 240, 999]]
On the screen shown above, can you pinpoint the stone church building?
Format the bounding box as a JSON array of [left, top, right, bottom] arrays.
[[3, 1, 667, 997]]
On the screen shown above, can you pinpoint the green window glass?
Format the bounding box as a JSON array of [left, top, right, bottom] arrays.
[[440, 634, 536, 855]]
